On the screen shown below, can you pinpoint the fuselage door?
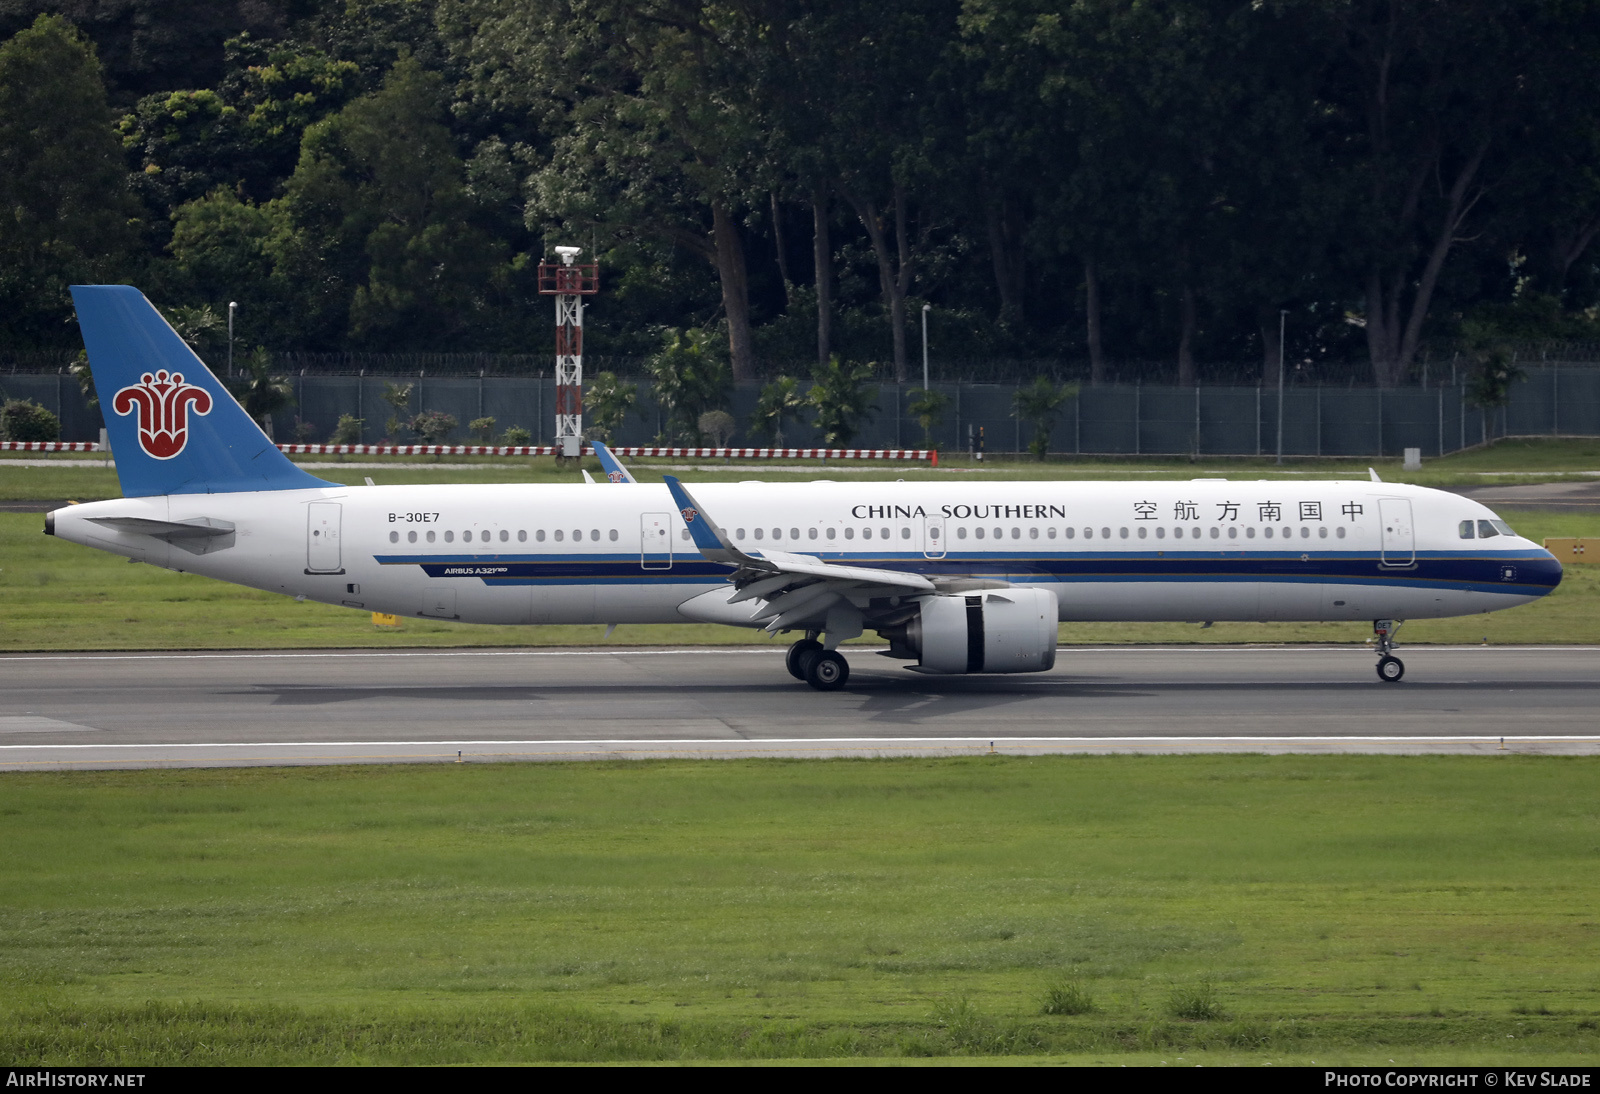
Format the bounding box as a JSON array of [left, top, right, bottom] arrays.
[[641, 512, 673, 570], [923, 514, 947, 559], [1378, 498, 1415, 567], [306, 502, 343, 574]]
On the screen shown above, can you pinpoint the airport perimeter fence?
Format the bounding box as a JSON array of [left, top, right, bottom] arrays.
[[6, 367, 1600, 458]]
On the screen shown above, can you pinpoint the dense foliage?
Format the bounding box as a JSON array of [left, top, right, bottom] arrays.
[[2, 0, 1599, 387]]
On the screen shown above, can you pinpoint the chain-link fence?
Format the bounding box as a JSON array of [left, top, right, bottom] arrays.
[[8, 366, 1599, 456]]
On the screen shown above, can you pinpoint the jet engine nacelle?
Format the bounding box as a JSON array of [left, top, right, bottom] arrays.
[[904, 588, 1058, 674]]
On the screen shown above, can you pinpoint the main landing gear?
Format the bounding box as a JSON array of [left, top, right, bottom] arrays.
[[1374, 619, 1404, 682], [786, 634, 850, 691]]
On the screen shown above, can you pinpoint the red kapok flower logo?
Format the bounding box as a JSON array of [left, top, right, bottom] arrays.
[[111, 370, 213, 460]]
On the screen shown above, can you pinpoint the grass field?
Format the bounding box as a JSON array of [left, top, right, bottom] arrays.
[[2, 507, 1597, 650], [0, 756, 1596, 1064]]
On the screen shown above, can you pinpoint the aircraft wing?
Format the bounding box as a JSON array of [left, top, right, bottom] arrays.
[[662, 475, 933, 631], [591, 440, 638, 484]]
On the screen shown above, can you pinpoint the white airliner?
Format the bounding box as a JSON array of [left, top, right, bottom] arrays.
[[45, 286, 1562, 689]]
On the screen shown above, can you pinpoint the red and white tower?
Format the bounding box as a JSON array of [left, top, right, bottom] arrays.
[[537, 245, 600, 458]]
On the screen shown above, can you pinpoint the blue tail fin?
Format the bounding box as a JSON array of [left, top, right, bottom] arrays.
[[71, 285, 334, 497]]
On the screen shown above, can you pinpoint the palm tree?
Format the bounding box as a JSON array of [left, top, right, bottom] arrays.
[[226, 347, 294, 438], [1013, 376, 1077, 459], [750, 375, 804, 446]]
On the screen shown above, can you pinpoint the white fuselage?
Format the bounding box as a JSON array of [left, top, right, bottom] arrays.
[[49, 478, 1561, 628]]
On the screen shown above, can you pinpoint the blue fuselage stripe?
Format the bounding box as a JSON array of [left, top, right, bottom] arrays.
[[372, 549, 1560, 596]]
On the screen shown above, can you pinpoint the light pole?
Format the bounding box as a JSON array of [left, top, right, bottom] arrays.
[[920, 303, 931, 390], [1275, 308, 1287, 465], [227, 301, 237, 377]]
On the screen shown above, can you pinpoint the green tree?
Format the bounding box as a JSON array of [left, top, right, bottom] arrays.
[[584, 371, 637, 443], [1013, 376, 1074, 459], [409, 410, 457, 444], [469, 416, 497, 443], [645, 328, 729, 443], [698, 409, 735, 447], [0, 399, 60, 441], [0, 15, 139, 352], [271, 55, 509, 349], [225, 347, 294, 435], [448, 0, 770, 378], [331, 414, 364, 444], [808, 357, 877, 447], [380, 381, 413, 439], [906, 388, 949, 449], [750, 375, 804, 446]]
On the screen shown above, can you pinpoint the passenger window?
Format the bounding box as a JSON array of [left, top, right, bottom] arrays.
[[807, 527, 818, 540], [957, 527, 968, 539], [1245, 527, 1255, 539], [1318, 526, 1328, 539], [1083, 528, 1092, 539], [518, 530, 527, 542], [881, 527, 890, 539], [681, 529, 690, 541], [862, 527, 872, 540], [929, 527, 941, 540], [1209, 527, 1220, 539], [1101, 527, 1111, 539], [427, 530, 436, 543], [773, 528, 782, 540], [1047, 527, 1057, 539], [389, 531, 399, 543], [536, 529, 545, 542], [554, 529, 564, 541], [1120, 527, 1130, 539], [1459, 520, 1475, 539], [444, 530, 455, 543], [844, 527, 855, 540], [826, 527, 836, 539], [975, 527, 986, 540], [1191, 527, 1201, 538], [1227, 526, 1238, 539], [1264, 526, 1274, 539], [901, 527, 911, 539], [1336, 527, 1347, 539], [994, 527, 1003, 539], [500, 529, 509, 542], [753, 527, 764, 540], [408, 530, 417, 544], [1064, 527, 1075, 539], [1030, 527, 1040, 540], [1172, 527, 1182, 539], [609, 529, 618, 541], [1300, 527, 1310, 539], [791, 528, 801, 539], [736, 528, 746, 540], [571, 529, 581, 542]]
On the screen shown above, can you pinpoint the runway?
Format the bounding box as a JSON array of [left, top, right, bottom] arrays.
[[1, 646, 1597, 770]]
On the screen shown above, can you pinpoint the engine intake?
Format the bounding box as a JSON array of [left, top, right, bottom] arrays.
[[890, 588, 1058, 674]]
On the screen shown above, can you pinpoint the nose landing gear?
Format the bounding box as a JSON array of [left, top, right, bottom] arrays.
[[786, 633, 851, 691], [1374, 619, 1404, 682]]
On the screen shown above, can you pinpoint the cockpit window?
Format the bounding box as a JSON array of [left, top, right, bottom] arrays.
[[1491, 519, 1516, 537], [1459, 520, 1475, 539], [1477, 520, 1499, 539]]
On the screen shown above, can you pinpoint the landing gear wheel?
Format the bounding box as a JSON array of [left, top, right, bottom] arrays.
[[805, 650, 850, 691], [1376, 655, 1405, 683], [786, 639, 824, 681]]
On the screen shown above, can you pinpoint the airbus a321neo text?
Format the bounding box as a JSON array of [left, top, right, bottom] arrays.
[[46, 286, 1562, 690]]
